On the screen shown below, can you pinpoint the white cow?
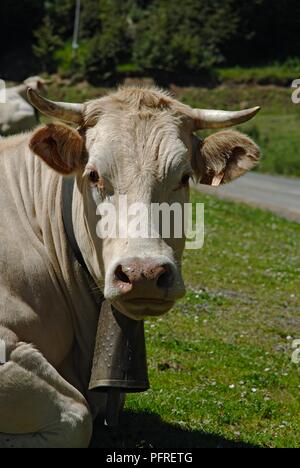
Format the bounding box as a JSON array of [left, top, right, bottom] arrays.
[[0, 87, 260, 447], [0, 76, 46, 136]]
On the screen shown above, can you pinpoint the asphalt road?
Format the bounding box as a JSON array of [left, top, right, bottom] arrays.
[[194, 172, 300, 223]]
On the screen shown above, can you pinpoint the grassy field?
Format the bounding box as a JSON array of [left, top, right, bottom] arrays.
[[91, 191, 300, 448], [47, 80, 300, 178], [217, 63, 300, 86]]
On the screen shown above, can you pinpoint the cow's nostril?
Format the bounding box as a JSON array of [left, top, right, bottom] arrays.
[[157, 266, 174, 289], [115, 265, 131, 284]]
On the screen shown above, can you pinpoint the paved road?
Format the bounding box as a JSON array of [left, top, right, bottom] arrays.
[[194, 172, 300, 223]]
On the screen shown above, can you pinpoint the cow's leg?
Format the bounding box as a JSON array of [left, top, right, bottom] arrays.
[[0, 339, 93, 448]]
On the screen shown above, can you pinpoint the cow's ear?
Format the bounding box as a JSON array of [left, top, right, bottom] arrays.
[[29, 123, 85, 175], [193, 130, 260, 186]]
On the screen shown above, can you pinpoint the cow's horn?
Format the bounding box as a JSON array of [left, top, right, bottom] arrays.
[[27, 88, 83, 125], [192, 106, 260, 130]]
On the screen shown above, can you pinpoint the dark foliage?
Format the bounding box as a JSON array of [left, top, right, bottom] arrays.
[[0, 0, 300, 83]]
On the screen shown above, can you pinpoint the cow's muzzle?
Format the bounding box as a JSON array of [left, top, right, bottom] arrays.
[[104, 256, 185, 318]]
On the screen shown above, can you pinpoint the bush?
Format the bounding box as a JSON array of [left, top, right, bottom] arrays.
[[54, 41, 91, 81], [82, 0, 135, 84], [133, 0, 236, 79], [84, 35, 119, 84], [32, 0, 76, 73], [33, 16, 63, 73]]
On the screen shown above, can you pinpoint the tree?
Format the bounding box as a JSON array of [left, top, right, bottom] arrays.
[[132, 0, 237, 80], [33, 16, 63, 73], [80, 0, 101, 39], [84, 0, 137, 83], [32, 0, 78, 74]]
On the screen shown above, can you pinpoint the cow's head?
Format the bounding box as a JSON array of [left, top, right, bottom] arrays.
[[28, 87, 260, 320]]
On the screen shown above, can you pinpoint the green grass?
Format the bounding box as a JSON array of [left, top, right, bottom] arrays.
[[217, 62, 300, 86], [91, 191, 300, 448]]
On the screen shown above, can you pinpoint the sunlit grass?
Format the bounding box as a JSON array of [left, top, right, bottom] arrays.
[[217, 63, 300, 86]]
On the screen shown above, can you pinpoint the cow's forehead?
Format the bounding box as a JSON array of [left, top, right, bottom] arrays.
[[85, 110, 191, 181]]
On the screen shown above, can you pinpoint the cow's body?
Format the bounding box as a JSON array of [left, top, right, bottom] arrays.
[[0, 135, 104, 447], [0, 87, 260, 448]]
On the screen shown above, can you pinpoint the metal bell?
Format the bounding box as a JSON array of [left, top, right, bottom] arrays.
[[89, 300, 149, 393]]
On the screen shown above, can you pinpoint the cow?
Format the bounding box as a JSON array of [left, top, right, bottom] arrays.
[[0, 76, 46, 136], [0, 86, 260, 448]]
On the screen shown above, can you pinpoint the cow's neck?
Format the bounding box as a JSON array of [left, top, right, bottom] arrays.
[[71, 175, 104, 291]]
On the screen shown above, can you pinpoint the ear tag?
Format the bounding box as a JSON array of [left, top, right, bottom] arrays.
[[211, 172, 224, 187]]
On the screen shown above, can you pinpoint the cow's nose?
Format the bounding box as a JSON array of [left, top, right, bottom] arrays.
[[114, 259, 174, 295]]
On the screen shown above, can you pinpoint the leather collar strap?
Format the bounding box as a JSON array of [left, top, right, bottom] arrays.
[[62, 177, 104, 308], [61, 177, 90, 276]]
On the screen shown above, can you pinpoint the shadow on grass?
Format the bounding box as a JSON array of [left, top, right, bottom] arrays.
[[90, 411, 258, 448]]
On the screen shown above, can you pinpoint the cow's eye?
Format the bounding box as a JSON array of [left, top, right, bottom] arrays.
[[89, 170, 99, 185], [181, 174, 191, 187]]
